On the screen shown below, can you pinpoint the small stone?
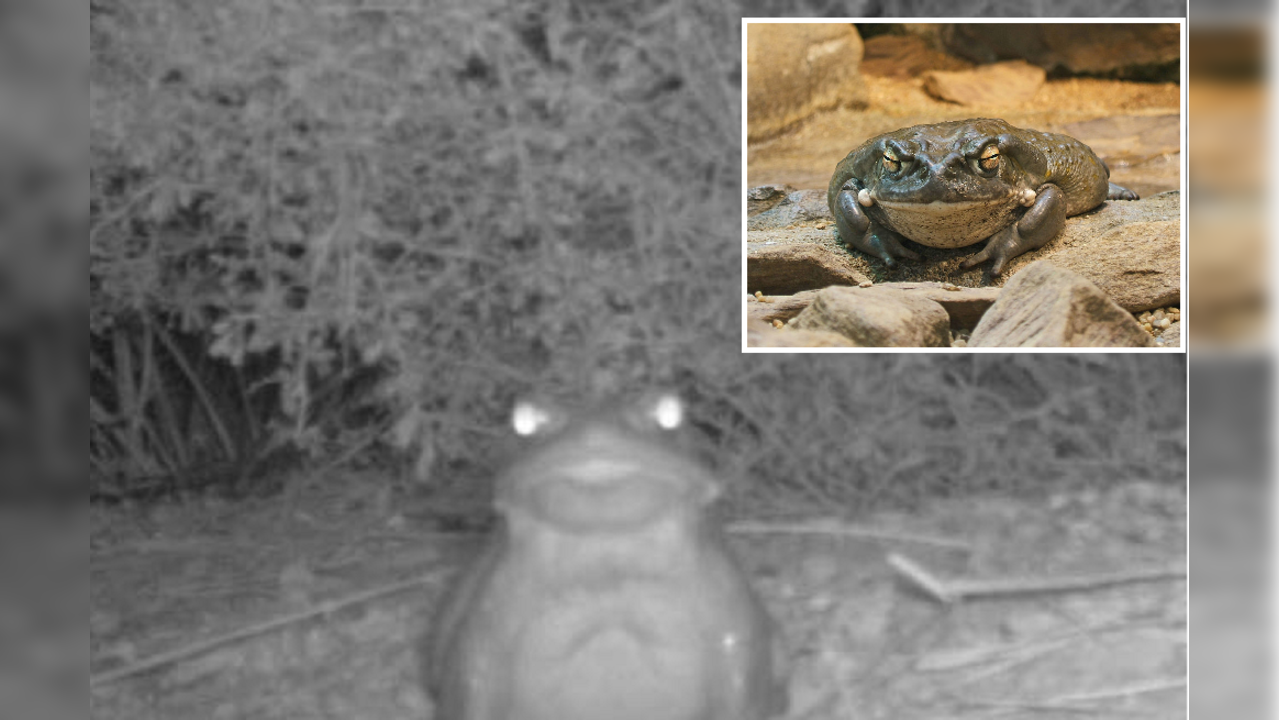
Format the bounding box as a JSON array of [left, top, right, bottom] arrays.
[[1142, 322, 1153, 333], [953, 338, 967, 347], [1139, 311, 1152, 322], [772, 319, 784, 329], [1153, 309, 1166, 321], [859, 281, 873, 288], [1158, 317, 1171, 329]]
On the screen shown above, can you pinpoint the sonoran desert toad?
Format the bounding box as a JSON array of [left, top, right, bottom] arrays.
[[426, 391, 786, 720], [828, 118, 1138, 275]]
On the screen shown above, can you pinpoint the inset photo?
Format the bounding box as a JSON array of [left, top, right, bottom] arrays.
[[744, 20, 1184, 349]]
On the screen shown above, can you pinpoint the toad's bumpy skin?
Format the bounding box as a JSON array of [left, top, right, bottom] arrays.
[[828, 118, 1139, 276], [427, 391, 786, 720]]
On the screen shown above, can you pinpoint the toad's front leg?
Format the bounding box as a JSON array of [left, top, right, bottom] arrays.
[[832, 179, 919, 268], [960, 183, 1067, 277]]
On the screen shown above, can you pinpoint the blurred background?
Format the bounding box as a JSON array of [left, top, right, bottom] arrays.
[[1186, 4, 1274, 719]]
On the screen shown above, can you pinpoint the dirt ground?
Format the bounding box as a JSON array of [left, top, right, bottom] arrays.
[[90, 467, 1185, 719]]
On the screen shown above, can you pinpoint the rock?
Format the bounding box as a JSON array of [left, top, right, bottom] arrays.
[[922, 60, 1046, 106], [1156, 320, 1181, 348], [747, 188, 831, 230], [1049, 220, 1180, 312], [746, 290, 820, 326], [867, 282, 1003, 329], [747, 23, 867, 142], [940, 23, 1180, 79], [747, 237, 870, 296], [746, 319, 855, 348], [791, 286, 951, 347], [1058, 115, 1179, 167], [748, 282, 1000, 329], [968, 261, 1157, 347], [1061, 114, 1180, 200], [861, 33, 973, 79], [746, 184, 798, 217]]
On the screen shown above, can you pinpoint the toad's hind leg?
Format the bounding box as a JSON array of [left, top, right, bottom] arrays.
[[832, 182, 919, 268], [961, 183, 1067, 277]]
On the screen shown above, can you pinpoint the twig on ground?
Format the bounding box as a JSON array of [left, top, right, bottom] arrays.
[[89, 570, 443, 689], [887, 552, 1185, 604], [968, 677, 1186, 715]]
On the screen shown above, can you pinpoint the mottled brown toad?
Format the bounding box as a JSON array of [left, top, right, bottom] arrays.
[[829, 118, 1138, 275]]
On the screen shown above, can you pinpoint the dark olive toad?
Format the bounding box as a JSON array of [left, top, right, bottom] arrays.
[[828, 118, 1139, 276], [426, 390, 787, 720]]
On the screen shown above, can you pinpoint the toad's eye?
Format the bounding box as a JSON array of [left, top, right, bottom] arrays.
[[512, 401, 553, 437], [881, 148, 901, 172], [650, 393, 684, 430], [978, 144, 1000, 172]]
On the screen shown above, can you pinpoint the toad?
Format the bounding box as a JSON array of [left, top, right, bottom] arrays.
[[426, 391, 786, 720], [828, 118, 1138, 275]]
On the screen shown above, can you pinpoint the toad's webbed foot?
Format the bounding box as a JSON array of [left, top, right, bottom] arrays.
[[1107, 182, 1139, 201], [833, 182, 919, 268], [961, 183, 1067, 276]]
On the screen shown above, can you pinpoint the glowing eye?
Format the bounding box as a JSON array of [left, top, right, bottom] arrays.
[[512, 401, 551, 436], [652, 394, 684, 430], [978, 145, 1000, 172]]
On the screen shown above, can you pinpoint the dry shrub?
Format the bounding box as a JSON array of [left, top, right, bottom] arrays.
[[90, 0, 743, 494]]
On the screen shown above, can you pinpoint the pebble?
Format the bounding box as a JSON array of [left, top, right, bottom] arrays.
[[858, 281, 873, 288], [1133, 304, 1180, 336]]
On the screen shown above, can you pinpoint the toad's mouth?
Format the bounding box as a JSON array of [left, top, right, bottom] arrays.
[[869, 198, 1025, 248], [874, 185, 1037, 213], [877, 198, 1006, 214]]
